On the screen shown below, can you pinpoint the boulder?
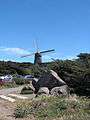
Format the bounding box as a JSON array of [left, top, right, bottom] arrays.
[[50, 85, 69, 96], [32, 78, 39, 90], [34, 70, 66, 93], [21, 85, 35, 94], [37, 87, 50, 95]]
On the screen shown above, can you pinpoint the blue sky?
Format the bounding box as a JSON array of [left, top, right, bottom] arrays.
[[0, 0, 90, 63]]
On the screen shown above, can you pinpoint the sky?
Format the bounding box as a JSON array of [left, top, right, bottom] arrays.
[[0, 0, 90, 63]]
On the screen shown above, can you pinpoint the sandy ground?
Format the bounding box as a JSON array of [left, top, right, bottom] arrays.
[[0, 99, 16, 120], [0, 86, 35, 120], [0, 86, 22, 120], [0, 99, 35, 120], [0, 86, 24, 95]]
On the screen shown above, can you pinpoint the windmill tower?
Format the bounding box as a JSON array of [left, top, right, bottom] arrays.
[[21, 40, 55, 65]]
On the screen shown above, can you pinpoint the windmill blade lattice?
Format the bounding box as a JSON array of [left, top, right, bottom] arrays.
[[21, 53, 35, 58], [40, 49, 55, 54]]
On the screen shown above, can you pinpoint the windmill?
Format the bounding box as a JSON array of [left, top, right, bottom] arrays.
[[21, 40, 55, 65]]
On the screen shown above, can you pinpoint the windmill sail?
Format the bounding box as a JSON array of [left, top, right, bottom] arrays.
[[21, 40, 55, 64], [33, 39, 39, 52], [21, 53, 35, 58], [40, 49, 55, 54]]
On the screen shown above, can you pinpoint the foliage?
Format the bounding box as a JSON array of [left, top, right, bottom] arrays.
[[47, 53, 90, 96], [0, 82, 18, 89], [15, 105, 28, 118], [0, 61, 33, 75], [14, 96, 90, 119], [14, 78, 25, 85], [0, 53, 90, 95], [30, 64, 48, 78]]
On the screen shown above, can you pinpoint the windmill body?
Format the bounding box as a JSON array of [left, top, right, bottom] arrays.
[[21, 40, 55, 65], [34, 52, 42, 64]]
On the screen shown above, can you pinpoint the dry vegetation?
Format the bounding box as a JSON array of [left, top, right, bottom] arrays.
[[14, 95, 90, 120]]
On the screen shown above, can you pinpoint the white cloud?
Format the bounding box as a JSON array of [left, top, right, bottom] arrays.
[[42, 53, 77, 62], [61, 55, 77, 60], [42, 54, 55, 62], [0, 47, 30, 55]]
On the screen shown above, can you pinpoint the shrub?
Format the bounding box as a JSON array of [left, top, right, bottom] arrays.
[[15, 106, 28, 118], [3, 82, 17, 88], [14, 101, 32, 118], [14, 96, 90, 119], [14, 78, 25, 85]]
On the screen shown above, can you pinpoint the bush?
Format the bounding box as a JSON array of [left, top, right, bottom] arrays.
[[0, 82, 18, 89], [14, 78, 25, 85], [3, 82, 17, 88], [14, 101, 32, 118], [14, 96, 90, 119], [15, 106, 28, 118]]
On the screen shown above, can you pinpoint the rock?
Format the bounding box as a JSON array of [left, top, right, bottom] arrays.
[[37, 87, 50, 95], [32, 78, 39, 90], [34, 70, 66, 93], [21, 85, 35, 94], [50, 85, 69, 96], [29, 85, 35, 92]]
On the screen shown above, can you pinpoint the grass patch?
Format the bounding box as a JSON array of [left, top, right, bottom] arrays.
[[14, 96, 90, 120], [0, 82, 18, 89]]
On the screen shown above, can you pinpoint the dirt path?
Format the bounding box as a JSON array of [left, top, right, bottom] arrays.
[[0, 99, 35, 120], [0, 86, 23, 120], [0, 86, 35, 120], [0, 86, 24, 95], [0, 99, 16, 120]]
